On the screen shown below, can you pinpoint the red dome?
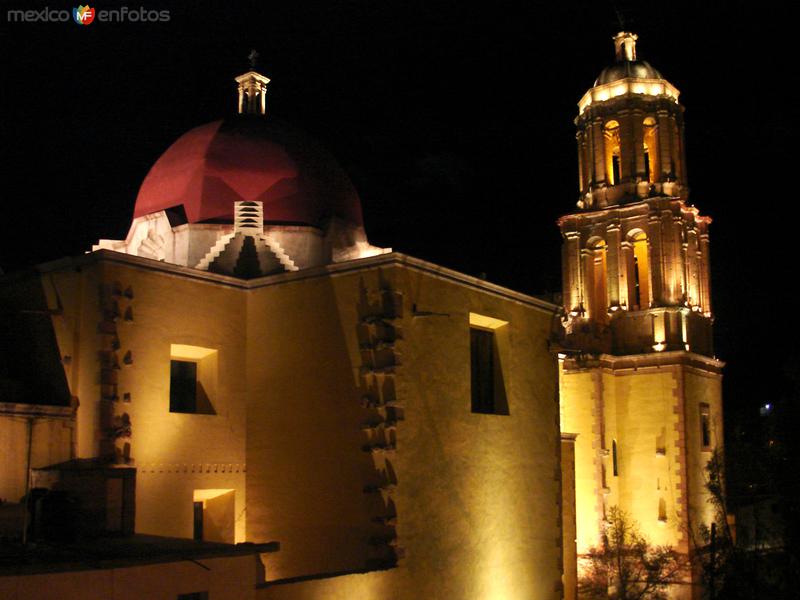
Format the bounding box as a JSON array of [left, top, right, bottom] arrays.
[[134, 116, 363, 228]]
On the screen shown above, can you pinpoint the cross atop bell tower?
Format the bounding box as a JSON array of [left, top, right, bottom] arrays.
[[236, 50, 270, 116], [613, 31, 637, 61]]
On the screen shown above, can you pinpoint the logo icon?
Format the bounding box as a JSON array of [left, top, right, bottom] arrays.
[[73, 5, 95, 25]]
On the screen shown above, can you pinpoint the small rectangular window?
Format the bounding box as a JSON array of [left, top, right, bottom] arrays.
[[469, 324, 509, 415], [471, 328, 495, 414], [170, 360, 197, 413], [193, 500, 204, 541], [169, 344, 218, 415], [700, 403, 711, 450]]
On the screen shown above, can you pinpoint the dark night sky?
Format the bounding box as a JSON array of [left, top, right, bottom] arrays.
[[1, 1, 796, 430]]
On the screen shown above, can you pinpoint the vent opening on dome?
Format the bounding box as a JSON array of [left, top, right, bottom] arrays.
[[164, 205, 188, 227]]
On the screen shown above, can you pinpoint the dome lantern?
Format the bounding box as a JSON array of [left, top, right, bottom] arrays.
[[236, 50, 270, 116]]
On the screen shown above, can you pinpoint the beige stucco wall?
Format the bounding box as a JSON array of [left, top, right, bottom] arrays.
[[244, 262, 563, 598], [104, 263, 248, 542], [46, 265, 105, 460], [607, 368, 683, 548], [7, 252, 563, 599], [392, 266, 561, 600], [683, 368, 723, 541], [41, 261, 249, 542], [561, 364, 688, 550], [0, 554, 261, 600], [560, 357, 723, 584], [559, 365, 601, 554], [245, 270, 379, 578]]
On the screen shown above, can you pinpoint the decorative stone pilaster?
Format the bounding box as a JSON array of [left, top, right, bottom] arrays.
[[592, 118, 607, 188], [606, 222, 622, 308], [619, 239, 633, 309], [618, 110, 635, 183], [670, 114, 683, 181], [632, 110, 646, 181], [699, 232, 712, 315], [648, 211, 665, 306], [657, 111, 674, 179], [685, 226, 700, 307], [563, 231, 583, 314]]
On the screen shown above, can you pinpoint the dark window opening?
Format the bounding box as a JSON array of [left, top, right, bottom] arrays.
[[471, 328, 494, 413], [470, 328, 508, 415], [633, 255, 641, 309], [170, 360, 197, 413], [169, 358, 216, 415], [611, 154, 621, 185], [643, 149, 651, 180], [193, 501, 204, 541], [612, 440, 619, 476], [700, 404, 711, 449]]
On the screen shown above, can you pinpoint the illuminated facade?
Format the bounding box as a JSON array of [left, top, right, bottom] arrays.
[[0, 65, 564, 599], [1, 34, 726, 600], [557, 33, 724, 599]]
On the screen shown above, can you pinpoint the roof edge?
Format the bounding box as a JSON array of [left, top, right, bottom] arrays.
[[24, 250, 558, 314]]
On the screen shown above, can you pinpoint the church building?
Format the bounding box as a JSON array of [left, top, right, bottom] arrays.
[[0, 32, 723, 600], [1, 56, 563, 600]]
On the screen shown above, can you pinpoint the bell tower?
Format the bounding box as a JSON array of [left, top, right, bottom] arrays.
[[558, 33, 724, 599]]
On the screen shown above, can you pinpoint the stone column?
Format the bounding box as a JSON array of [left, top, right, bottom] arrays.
[[699, 232, 712, 314], [648, 212, 665, 306], [657, 111, 674, 179], [582, 248, 595, 317], [685, 227, 700, 306], [620, 240, 633, 309], [670, 115, 682, 182], [576, 131, 586, 193], [606, 222, 622, 308], [584, 134, 593, 189], [563, 231, 583, 313], [660, 210, 683, 305], [644, 236, 655, 309], [667, 213, 685, 304], [681, 232, 690, 307], [632, 110, 645, 180], [675, 117, 688, 183], [619, 110, 635, 182], [592, 118, 607, 186], [260, 84, 267, 114]]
